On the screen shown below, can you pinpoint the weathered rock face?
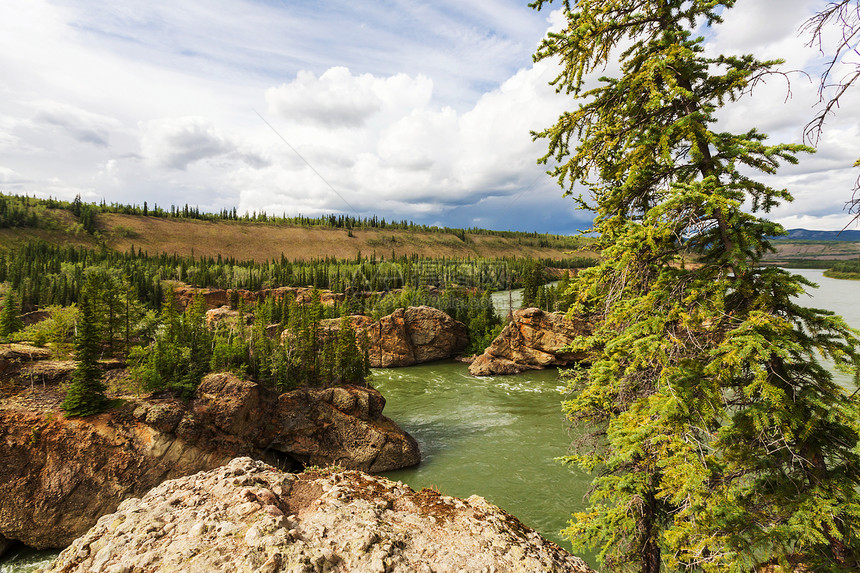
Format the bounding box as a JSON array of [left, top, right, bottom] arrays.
[[194, 374, 419, 472], [43, 457, 594, 573], [469, 308, 591, 376], [0, 374, 418, 550], [205, 306, 244, 329], [173, 286, 346, 311], [318, 306, 469, 368]]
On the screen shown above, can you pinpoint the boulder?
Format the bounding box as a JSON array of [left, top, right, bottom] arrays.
[[318, 306, 468, 367], [0, 374, 418, 550], [204, 306, 243, 328], [469, 308, 591, 376], [0, 343, 52, 364], [42, 457, 595, 573]]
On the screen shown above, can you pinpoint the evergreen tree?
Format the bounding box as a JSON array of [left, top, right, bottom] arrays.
[[0, 291, 23, 339], [62, 275, 109, 416], [533, 1, 860, 571], [179, 294, 212, 393], [520, 260, 545, 308]]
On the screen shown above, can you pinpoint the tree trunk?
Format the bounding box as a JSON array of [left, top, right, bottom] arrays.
[[640, 487, 661, 573]]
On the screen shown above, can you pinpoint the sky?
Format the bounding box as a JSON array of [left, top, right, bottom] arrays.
[[1, 0, 858, 234]]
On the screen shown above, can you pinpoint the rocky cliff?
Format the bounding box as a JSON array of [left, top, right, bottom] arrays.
[[363, 306, 469, 367], [315, 306, 469, 367], [469, 308, 591, 376], [173, 286, 347, 311], [0, 372, 418, 551], [42, 457, 594, 573]]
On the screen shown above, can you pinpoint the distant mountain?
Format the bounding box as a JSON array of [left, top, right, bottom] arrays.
[[774, 228, 860, 241]]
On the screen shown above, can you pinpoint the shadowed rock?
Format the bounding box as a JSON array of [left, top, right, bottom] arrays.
[[0, 373, 418, 551]]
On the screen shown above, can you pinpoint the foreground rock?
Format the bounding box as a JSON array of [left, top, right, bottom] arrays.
[[469, 308, 591, 376], [43, 457, 594, 573], [0, 373, 418, 550], [320, 306, 469, 367]]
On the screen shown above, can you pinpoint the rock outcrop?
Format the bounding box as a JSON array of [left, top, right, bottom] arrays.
[[0, 374, 418, 550], [173, 286, 346, 311], [43, 457, 594, 573], [469, 308, 591, 376], [318, 306, 469, 368]]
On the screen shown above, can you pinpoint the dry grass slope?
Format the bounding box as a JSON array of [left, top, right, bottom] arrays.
[[98, 214, 594, 262]]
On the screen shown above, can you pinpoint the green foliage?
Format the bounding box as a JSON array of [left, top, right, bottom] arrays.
[[534, 1, 860, 571], [2, 234, 512, 372], [520, 260, 545, 308], [10, 304, 79, 357], [463, 290, 503, 355], [0, 238, 593, 315], [133, 291, 371, 396], [70, 195, 98, 234], [825, 258, 860, 280], [130, 294, 212, 398], [62, 274, 109, 417], [0, 194, 43, 229], [0, 290, 23, 339]]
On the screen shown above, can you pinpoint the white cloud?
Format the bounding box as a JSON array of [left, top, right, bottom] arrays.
[[140, 116, 234, 171], [0, 166, 27, 185], [239, 56, 568, 221], [0, 0, 857, 233], [266, 67, 434, 128], [33, 101, 122, 147], [702, 0, 860, 231], [711, 0, 817, 52]]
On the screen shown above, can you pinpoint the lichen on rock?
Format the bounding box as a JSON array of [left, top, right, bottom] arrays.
[[40, 457, 594, 573]]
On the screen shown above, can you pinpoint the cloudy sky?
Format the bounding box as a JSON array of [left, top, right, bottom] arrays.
[[1, 0, 858, 233]]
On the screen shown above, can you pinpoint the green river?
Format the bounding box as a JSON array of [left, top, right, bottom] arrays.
[[2, 268, 857, 572]]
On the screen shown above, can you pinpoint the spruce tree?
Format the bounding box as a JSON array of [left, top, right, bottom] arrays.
[[0, 290, 23, 339], [521, 260, 544, 308], [533, 1, 860, 571], [62, 275, 109, 417]]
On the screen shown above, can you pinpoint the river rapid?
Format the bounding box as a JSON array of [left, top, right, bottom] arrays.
[[377, 269, 860, 560], [2, 269, 858, 572]]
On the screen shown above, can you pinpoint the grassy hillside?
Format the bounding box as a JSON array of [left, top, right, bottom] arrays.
[[0, 195, 595, 262], [761, 240, 860, 265], [96, 214, 593, 261]]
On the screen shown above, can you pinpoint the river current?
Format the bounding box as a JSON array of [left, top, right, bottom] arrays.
[[2, 269, 857, 572]]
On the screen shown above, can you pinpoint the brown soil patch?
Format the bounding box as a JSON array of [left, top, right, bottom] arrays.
[[288, 478, 326, 516]]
